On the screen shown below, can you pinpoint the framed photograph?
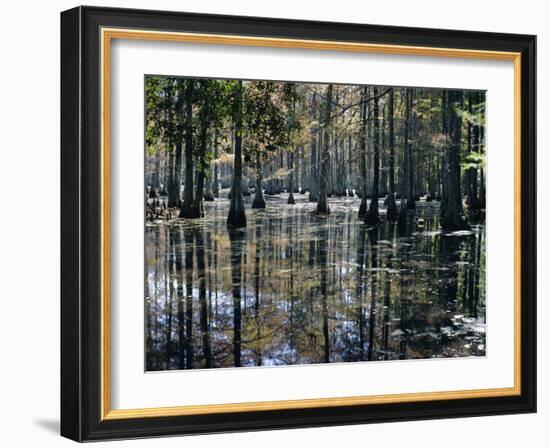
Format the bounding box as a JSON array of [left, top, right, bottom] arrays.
[[60, 6, 536, 441]]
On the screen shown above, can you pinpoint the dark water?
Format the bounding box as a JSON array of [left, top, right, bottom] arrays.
[[145, 192, 486, 371]]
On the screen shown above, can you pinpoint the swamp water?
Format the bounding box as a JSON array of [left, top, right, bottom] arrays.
[[145, 193, 485, 371]]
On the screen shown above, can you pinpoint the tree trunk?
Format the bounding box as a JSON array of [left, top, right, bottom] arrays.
[[358, 86, 368, 218], [468, 92, 482, 215], [398, 89, 410, 230], [252, 148, 266, 208], [479, 122, 486, 209], [406, 89, 416, 211], [227, 80, 247, 228], [213, 132, 219, 197], [315, 84, 333, 215], [165, 85, 179, 207], [179, 80, 195, 217], [441, 90, 470, 231], [169, 140, 183, 208], [191, 124, 208, 217], [386, 88, 398, 221], [365, 86, 380, 226], [287, 148, 295, 204], [204, 130, 215, 202], [308, 93, 319, 202]]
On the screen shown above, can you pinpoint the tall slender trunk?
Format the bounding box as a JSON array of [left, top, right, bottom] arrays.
[[479, 122, 486, 209], [166, 84, 180, 207], [179, 80, 195, 217], [406, 89, 416, 211], [165, 145, 175, 202], [150, 154, 161, 197], [386, 88, 398, 221], [300, 144, 306, 193], [365, 86, 380, 225], [191, 123, 208, 217], [441, 90, 470, 231], [213, 131, 219, 197], [252, 147, 266, 208], [287, 148, 295, 204], [358, 86, 368, 218], [398, 89, 410, 229], [169, 141, 183, 208], [308, 92, 319, 202], [227, 80, 247, 228], [468, 91, 482, 215], [315, 84, 333, 215], [204, 132, 215, 202]]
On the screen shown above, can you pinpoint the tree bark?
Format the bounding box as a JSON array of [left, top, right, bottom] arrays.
[[251, 148, 266, 208], [315, 84, 333, 215], [406, 89, 416, 211], [398, 89, 411, 230], [287, 148, 295, 204], [468, 92, 482, 215], [308, 92, 319, 202], [358, 86, 368, 218], [365, 86, 380, 226], [179, 80, 196, 217], [386, 88, 398, 221], [213, 131, 219, 197], [441, 90, 470, 231], [227, 80, 247, 228], [191, 124, 208, 217]]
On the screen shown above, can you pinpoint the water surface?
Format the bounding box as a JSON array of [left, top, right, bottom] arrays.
[[145, 192, 485, 371]]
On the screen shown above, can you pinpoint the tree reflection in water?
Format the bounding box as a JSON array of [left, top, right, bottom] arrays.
[[145, 193, 485, 371]]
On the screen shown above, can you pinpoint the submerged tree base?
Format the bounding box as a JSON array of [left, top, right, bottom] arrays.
[[358, 198, 367, 219], [386, 193, 398, 222], [252, 187, 266, 209], [179, 202, 201, 219], [227, 193, 247, 228], [315, 201, 330, 215], [287, 192, 296, 204], [251, 198, 266, 209], [227, 209, 247, 228], [364, 208, 379, 226], [441, 215, 471, 232]]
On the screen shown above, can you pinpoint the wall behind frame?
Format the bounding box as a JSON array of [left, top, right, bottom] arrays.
[[0, 0, 545, 447]]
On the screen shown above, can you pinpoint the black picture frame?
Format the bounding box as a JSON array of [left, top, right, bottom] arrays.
[[61, 5, 536, 442]]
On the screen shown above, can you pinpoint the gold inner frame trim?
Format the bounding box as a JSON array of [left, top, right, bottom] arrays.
[[100, 27, 522, 421]]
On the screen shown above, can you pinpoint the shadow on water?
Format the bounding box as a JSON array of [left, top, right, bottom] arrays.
[[145, 192, 485, 370]]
